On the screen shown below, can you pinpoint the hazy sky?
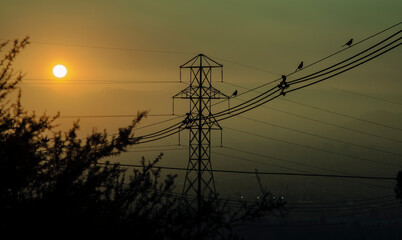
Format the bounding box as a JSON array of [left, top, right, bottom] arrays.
[[1, 0, 401, 208]]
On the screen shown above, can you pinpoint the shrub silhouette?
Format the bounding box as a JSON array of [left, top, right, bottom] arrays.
[[0, 38, 286, 238]]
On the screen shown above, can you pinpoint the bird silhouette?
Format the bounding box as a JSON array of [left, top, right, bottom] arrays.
[[182, 113, 193, 125], [342, 38, 353, 47], [231, 90, 238, 97], [280, 75, 289, 88], [278, 75, 289, 96], [295, 61, 303, 72]]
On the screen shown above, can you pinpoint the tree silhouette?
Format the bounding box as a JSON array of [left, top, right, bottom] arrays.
[[0, 38, 286, 238]]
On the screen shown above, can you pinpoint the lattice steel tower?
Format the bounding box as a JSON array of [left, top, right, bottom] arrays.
[[173, 54, 228, 211]]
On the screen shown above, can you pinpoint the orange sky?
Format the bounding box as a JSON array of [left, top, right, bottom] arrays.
[[1, 0, 401, 202]]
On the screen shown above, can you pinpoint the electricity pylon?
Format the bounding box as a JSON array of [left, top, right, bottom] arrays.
[[173, 54, 228, 212]]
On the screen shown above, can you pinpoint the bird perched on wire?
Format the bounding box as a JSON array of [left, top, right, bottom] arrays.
[[342, 38, 353, 47], [295, 61, 303, 72], [182, 113, 191, 125], [231, 90, 238, 98], [278, 75, 289, 96]]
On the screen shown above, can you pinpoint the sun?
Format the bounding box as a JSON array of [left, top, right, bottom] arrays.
[[53, 64, 67, 78]]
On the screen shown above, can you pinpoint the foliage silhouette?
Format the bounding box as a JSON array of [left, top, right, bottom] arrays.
[[0, 37, 286, 238]]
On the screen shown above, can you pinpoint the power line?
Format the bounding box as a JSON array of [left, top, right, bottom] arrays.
[[225, 28, 401, 113], [227, 87, 402, 144], [126, 148, 186, 153], [281, 98, 402, 132], [12, 39, 197, 55], [224, 126, 402, 168], [151, 188, 400, 213], [288, 30, 401, 85], [54, 25, 402, 147], [127, 144, 185, 149], [136, 128, 181, 144], [134, 116, 182, 132], [322, 84, 402, 106], [4, 22, 399, 79], [58, 113, 176, 119], [129, 32, 401, 145], [38, 158, 399, 213], [218, 146, 345, 175], [73, 115, 182, 143], [238, 115, 402, 157], [211, 55, 281, 76], [287, 40, 402, 92], [111, 172, 398, 213], [95, 162, 396, 180], [156, 191, 401, 217], [268, 104, 401, 143], [220, 145, 391, 177], [214, 146, 391, 189], [212, 22, 402, 107], [212, 151, 311, 173], [231, 35, 401, 121], [92, 162, 397, 212], [136, 121, 181, 140], [91, 164, 399, 216], [212, 39, 400, 123], [145, 188, 398, 211], [71, 38, 401, 150], [46, 25, 402, 146], [21, 79, 184, 85], [0, 38, 282, 78], [286, 21, 402, 76], [215, 86, 281, 119]]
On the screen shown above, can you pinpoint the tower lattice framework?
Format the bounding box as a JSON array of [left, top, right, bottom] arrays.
[[173, 54, 228, 211]]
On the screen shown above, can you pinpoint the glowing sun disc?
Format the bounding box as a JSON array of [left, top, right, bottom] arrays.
[[53, 64, 67, 78]]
